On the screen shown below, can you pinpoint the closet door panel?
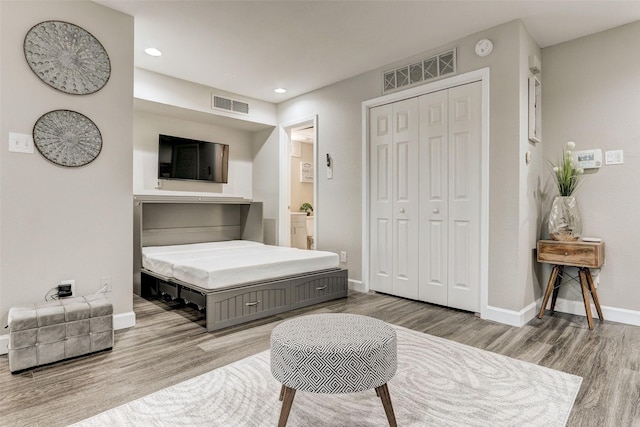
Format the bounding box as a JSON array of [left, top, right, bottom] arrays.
[[369, 105, 393, 294], [447, 81, 481, 312], [418, 90, 448, 305], [391, 99, 419, 299]]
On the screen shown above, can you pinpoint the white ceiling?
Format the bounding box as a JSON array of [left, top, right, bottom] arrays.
[[95, 0, 640, 104]]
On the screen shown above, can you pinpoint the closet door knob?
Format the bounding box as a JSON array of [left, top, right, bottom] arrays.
[[433, 208, 439, 214], [399, 208, 405, 213]]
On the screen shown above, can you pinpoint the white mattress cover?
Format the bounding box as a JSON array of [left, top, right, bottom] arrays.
[[142, 240, 263, 277], [142, 241, 339, 290]]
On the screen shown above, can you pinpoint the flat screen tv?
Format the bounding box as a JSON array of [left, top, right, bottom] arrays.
[[158, 134, 229, 183]]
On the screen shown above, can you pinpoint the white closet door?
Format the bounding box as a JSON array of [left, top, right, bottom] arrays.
[[369, 99, 420, 299], [447, 82, 481, 312], [418, 89, 449, 305], [369, 104, 393, 294], [391, 98, 419, 299]]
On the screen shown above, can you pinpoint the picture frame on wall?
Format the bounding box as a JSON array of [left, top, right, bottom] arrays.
[[528, 76, 541, 143], [300, 162, 313, 182]]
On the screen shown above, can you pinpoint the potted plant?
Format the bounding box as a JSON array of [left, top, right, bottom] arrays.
[[300, 203, 313, 216]]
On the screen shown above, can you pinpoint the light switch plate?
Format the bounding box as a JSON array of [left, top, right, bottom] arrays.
[[605, 150, 624, 165], [8, 132, 34, 154]]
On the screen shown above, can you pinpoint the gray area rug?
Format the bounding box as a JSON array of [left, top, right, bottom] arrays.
[[73, 326, 582, 426]]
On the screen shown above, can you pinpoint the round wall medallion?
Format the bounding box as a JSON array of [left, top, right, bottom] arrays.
[[24, 20, 111, 95], [474, 39, 494, 57], [33, 110, 102, 167]]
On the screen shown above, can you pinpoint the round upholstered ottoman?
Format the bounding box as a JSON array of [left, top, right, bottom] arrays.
[[270, 313, 397, 427]]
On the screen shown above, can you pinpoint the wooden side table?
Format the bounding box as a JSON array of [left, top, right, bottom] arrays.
[[537, 240, 605, 330]]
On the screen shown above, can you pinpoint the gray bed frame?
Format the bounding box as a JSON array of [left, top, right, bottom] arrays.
[[133, 195, 348, 331]]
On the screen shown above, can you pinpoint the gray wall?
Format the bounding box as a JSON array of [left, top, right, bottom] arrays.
[[271, 20, 544, 314], [542, 21, 640, 312], [0, 1, 134, 328]]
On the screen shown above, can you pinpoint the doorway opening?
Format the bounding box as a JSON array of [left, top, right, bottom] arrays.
[[279, 115, 318, 250]]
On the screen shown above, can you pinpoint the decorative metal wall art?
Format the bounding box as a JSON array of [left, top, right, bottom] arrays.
[[33, 110, 102, 167], [24, 20, 111, 95]]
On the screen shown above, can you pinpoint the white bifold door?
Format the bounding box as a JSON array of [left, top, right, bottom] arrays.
[[369, 81, 481, 312], [369, 98, 420, 300]]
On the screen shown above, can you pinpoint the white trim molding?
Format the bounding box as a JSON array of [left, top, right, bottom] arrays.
[[113, 311, 137, 330], [348, 279, 366, 294], [485, 298, 640, 328], [550, 298, 640, 327], [0, 335, 7, 355], [484, 302, 539, 327], [0, 312, 136, 355]]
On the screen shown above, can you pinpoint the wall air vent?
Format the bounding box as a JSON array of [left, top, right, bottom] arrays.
[[382, 48, 457, 94], [212, 95, 250, 115]]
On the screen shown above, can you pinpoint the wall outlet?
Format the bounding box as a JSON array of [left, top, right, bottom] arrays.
[[340, 251, 347, 263], [58, 280, 75, 298], [100, 276, 112, 293]]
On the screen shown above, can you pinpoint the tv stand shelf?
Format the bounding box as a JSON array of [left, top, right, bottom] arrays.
[[133, 192, 252, 204]]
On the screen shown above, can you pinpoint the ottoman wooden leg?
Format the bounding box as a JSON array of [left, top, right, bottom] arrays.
[[278, 385, 297, 427], [375, 383, 397, 427]]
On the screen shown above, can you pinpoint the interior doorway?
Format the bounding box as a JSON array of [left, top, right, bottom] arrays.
[[279, 115, 318, 250]]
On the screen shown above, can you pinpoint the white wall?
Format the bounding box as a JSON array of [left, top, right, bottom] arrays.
[[133, 110, 256, 199], [542, 21, 640, 314], [135, 68, 277, 128], [0, 1, 134, 333]]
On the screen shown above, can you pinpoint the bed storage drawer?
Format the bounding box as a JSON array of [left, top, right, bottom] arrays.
[[291, 269, 348, 309], [180, 287, 206, 310], [158, 280, 179, 300], [206, 280, 291, 330]]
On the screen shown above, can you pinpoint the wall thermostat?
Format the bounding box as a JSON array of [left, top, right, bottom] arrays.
[[574, 149, 602, 169]]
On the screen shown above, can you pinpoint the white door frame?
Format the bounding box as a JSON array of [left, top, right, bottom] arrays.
[[279, 114, 318, 247], [362, 68, 490, 318]]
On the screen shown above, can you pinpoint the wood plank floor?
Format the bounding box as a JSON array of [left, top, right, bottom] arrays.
[[1, 291, 639, 426]]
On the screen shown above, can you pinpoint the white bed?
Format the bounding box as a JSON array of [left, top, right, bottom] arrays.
[[135, 200, 347, 332], [142, 240, 340, 290]]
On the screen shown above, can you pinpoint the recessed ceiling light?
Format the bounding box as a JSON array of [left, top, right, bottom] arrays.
[[274, 88, 287, 94], [144, 47, 162, 57]]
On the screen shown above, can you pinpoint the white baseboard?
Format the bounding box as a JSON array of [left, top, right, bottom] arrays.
[[551, 297, 640, 326], [113, 311, 136, 330], [348, 279, 366, 293], [0, 335, 7, 356], [483, 302, 538, 327], [0, 311, 136, 356], [484, 298, 640, 328]]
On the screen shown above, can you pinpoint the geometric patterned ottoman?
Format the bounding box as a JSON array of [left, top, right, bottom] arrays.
[[7, 294, 113, 373], [270, 313, 397, 427]]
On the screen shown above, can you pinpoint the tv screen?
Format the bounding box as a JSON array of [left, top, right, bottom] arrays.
[[158, 134, 229, 183]]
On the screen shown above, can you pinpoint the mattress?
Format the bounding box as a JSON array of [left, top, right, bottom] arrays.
[[142, 240, 340, 290], [142, 240, 263, 277]]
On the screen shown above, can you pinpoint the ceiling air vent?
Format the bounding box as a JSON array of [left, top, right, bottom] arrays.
[[212, 95, 250, 115], [382, 48, 457, 94]]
